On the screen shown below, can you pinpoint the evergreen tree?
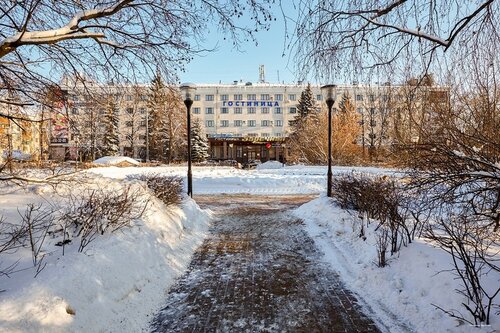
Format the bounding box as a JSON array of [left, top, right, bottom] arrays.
[[147, 72, 168, 161], [190, 118, 209, 162], [102, 98, 120, 156], [297, 83, 316, 118], [289, 83, 318, 129]]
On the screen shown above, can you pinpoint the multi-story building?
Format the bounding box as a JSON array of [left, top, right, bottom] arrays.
[[49, 76, 448, 163]]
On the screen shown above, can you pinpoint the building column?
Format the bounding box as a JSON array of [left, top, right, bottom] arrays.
[[222, 141, 227, 159]]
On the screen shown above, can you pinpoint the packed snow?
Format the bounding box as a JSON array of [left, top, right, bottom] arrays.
[[0, 164, 497, 333]]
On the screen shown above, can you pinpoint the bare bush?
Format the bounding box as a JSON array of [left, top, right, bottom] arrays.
[[332, 173, 424, 257], [376, 227, 389, 268], [61, 185, 148, 252], [18, 204, 54, 275], [130, 174, 183, 206], [426, 211, 500, 325]]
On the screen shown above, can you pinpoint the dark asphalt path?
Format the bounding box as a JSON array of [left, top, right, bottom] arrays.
[[151, 195, 381, 333]]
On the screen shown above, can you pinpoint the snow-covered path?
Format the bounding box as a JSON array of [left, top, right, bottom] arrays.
[[151, 195, 381, 333]]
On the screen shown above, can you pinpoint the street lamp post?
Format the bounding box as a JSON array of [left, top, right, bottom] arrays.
[[321, 84, 337, 197], [180, 83, 197, 197]]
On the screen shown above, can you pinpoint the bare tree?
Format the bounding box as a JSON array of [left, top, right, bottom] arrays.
[[0, 0, 275, 115], [289, 0, 498, 80]]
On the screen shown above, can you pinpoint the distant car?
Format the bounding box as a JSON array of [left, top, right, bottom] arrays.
[[243, 159, 262, 170], [220, 159, 241, 168]]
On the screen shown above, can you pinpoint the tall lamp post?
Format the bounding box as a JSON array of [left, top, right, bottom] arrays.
[[321, 84, 337, 197], [180, 83, 197, 197]]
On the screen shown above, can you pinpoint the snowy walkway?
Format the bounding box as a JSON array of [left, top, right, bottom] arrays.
[[151, 195, 380, 333]]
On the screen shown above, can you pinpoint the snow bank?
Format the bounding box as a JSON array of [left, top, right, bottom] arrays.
[[93, 156, 140, 166], [295, 197, 500, 333], [0, 177, 210, 333], [256, 160, 283, 170]]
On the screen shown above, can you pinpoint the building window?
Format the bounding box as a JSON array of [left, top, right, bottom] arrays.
[[71, 108, 78, 114], [275, 120, 283, 127], [248, 107, 256, 114], [274, 107, 282, 114], [261, 94, 270, 100], [98, 109, 105, 115], [261, 120, 271, 127], [138, 135, 146, 140], [234, 107, 242, 114], [140, 120, 146, 127], [126, 121, 133, 127], [275, 94, 283, 101], [126, 95, 133, 101], [221, 94, 229, 101], [261, 107, 269, 114], [382, 95, 389, 102], [221, 107, 229, 114], [193, 107, 200, 114], [357, 107, 364, 114], [316, 95, 323, 101], [234, 94, 243, 100], [194, 94, 200, 101], [206, 120, 214, 127], [370, 108, 376, 115], [234, 120, 243, 127], [288, 94, 296, 101], [221, 120, 229, 127], [140, 95, 147, 101], [236, 146, 243, 157], [126, 107, 134, 114], [140, 108, 146, 114], [248, 120, 256, 127], [275, 133, 282, 137], [205, 94, 214, 101], [247, 94, 256, 100], [261, 133, 270, 137], [248, 133, 258, 137], [369, 95, 375, 102], [289, 107, 297, 114], [205, 107, 214, 114], [356, 95, 363, 101]]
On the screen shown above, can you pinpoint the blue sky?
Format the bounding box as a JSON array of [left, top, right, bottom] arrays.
[[179, 3, 302, 85]]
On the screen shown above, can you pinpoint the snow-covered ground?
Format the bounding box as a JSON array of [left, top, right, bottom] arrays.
[[0, 173, 210, 333], [89, 164, 399, 195], [0, 164, 497, 333], [296, 197, 500, 333]]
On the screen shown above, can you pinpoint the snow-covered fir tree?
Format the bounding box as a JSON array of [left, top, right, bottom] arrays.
[[147, 72, 168, 161], [296, 83, 317, 119], [102, 97, 120, 156], [190, 117, 209, 162]]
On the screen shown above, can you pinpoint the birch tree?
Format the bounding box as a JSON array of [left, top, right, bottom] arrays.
[[0, 0, 274, 116], [290, 0, 498, 80]]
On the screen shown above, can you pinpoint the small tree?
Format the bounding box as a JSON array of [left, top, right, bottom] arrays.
[[102, 98, 120, 156], [190, 118, 209, 162]]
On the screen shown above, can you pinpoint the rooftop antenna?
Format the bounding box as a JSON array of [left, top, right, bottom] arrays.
[[277, 70, 280, 83], [259, 65, 265, 83]]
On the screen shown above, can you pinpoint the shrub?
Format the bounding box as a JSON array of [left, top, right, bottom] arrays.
[[131, 173, 183, 206]]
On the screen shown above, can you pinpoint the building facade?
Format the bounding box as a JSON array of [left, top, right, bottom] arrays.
[[48, 78, 448, 163]]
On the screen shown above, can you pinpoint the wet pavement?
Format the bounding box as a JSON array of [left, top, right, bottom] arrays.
[[151, 195, 381, 333]]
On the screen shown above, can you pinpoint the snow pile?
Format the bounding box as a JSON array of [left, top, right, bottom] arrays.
[[0, 176, 210, 333], [256, 160, 283, 170], [93, 156, 140, 166], [295, 197, 500, 333]]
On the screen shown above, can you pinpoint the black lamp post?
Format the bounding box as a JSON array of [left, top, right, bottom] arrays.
[[321, 84, 337, 197], [180, 83, 197, 197]]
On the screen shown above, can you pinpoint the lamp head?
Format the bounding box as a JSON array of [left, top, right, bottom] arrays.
[[321, 84, 337, 107], [179, 82, 197, 101]]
